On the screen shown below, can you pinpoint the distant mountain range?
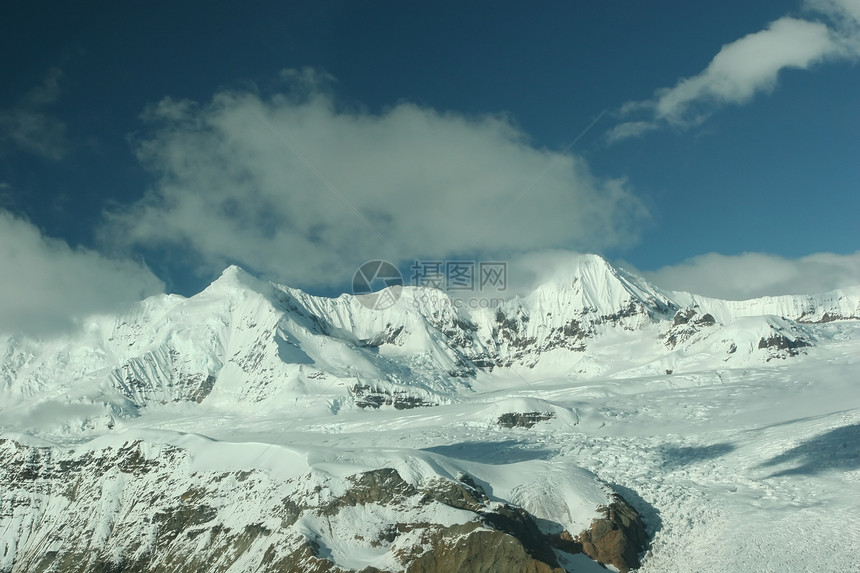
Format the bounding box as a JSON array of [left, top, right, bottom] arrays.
[[2, 255, 857, 428]]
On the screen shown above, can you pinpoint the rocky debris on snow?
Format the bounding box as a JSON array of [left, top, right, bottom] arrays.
[[497, 412, 556, 429], [351, 384, 438, 409]]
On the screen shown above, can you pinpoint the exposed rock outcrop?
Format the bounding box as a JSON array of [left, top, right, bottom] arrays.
[[497, 412, 556, 429], [664, 308, 717, 348], [758, 333, 810, 356], [575, 494, 649, 573], [351, 384, 438, 409], [405, 526, 565, 573]]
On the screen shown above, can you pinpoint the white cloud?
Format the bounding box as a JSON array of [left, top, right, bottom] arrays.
[[102, 73, 648, 288], [0, 68, 67, 160], [605, 120, 658, 144], [808, 0, 860, 32], [642, 252, 860, 299], [0, 182, 12, 208], [609, 3, 860, 142], [502, 249, 594, 296], [655, 18, 836, 122], [0, 210, 164, 336]]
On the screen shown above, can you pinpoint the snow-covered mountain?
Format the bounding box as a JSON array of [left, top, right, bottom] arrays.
[[1, 254, 858, 572], [1, 255, 856, 427]]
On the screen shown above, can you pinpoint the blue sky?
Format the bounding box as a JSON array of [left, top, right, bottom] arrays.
[[1, 1, 859, 333]]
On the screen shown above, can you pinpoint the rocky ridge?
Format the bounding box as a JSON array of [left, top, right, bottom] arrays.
[[0, 436, 646, 573]]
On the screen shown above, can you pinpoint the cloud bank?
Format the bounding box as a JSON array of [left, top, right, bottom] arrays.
[[102, 72, 648, 287], [609, 0, 860, 142], [642, 251, 860, 300], [0, 210, 164, 336]]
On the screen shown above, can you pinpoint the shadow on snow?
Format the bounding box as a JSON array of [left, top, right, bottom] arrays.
[[608, 482, 662, 553], [658, 443, 736, 471], [421, 440, 553, 464], [760, 423, 860, 478]]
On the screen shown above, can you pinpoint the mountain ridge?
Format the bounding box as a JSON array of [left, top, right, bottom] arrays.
[[1, 254, 858, 436]]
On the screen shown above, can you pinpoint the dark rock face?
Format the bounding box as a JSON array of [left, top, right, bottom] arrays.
[[190, 374, 217, 403], [479, 300, 663, 370], [665, 309, 718, 348], [360, 324, 405, 348], [758, 333, 810, 356], [575, 494, 649, 573], [322, 468, 418, 513], [497, 412, 556, 429], [405, 526, 565, 573], [797, 310, 859, 323], [423, 473, 489, 512], [401, 475, 566, 573]]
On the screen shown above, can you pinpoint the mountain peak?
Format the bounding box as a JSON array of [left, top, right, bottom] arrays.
[[527, 253, 634, 293], [523, 254, 675, 319], [204, 264, 269, 295], [520, 254, 621, 289]]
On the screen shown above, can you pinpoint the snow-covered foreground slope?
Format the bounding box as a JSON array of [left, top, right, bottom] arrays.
[[1, 430, 623, 572], [0, 255, 858, 572]]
